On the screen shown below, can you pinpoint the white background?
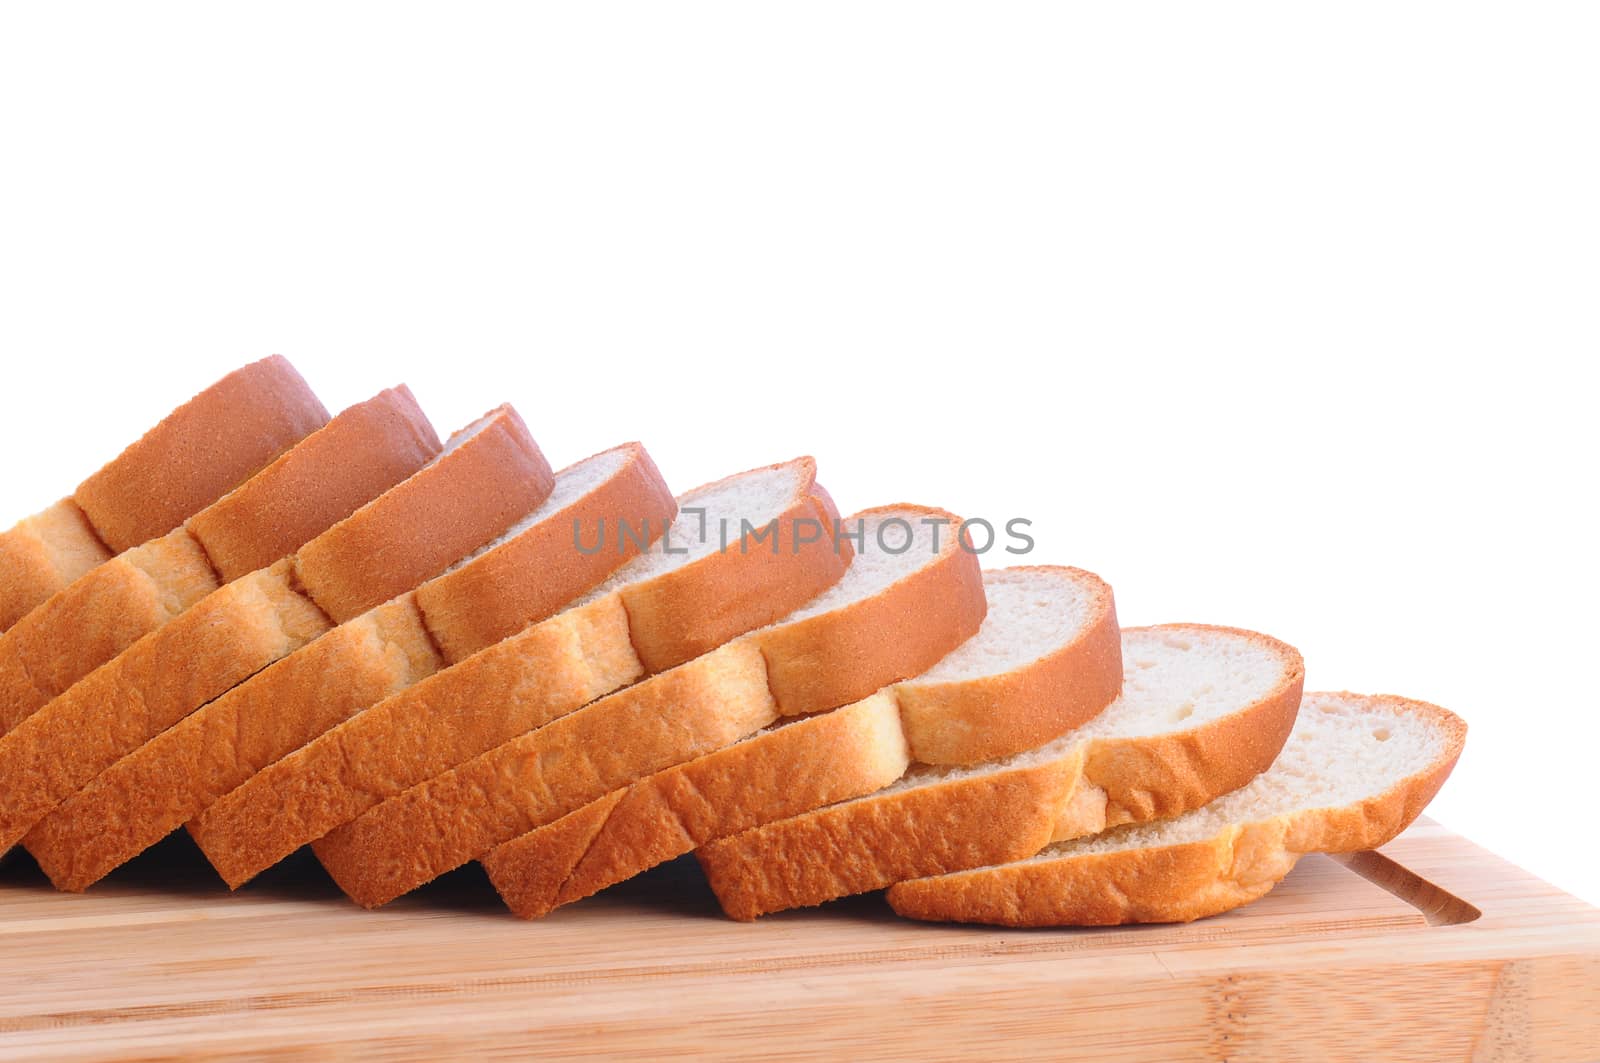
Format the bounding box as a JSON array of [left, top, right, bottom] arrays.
[[2, 5, 1596, 904]]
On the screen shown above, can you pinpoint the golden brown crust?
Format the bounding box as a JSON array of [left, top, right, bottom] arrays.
[[72, 356, 329, 553], [696, 624, 1304, 920], [188, 595, 645, 888], [483, 791, 626, 920], [751, 505, 987, 716], [0, 500, 111, 632], [24, 596, 443, 892], [415, 442, 678, 663], [885, 693, 1466, 926], [0, 561, 331, 855], [185, 386, 440, 582], [894, 566, 1123, 765], [312, 639, 781, 908], [0, 390, 442, 736], [0, 528, 219, 735], [618, 458, 850, 674], [483, 693, 913, 918], [292, 405, 555, 623]]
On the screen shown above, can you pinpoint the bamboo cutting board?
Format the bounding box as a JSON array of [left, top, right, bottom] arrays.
[[0, 818, 1596, 1061]]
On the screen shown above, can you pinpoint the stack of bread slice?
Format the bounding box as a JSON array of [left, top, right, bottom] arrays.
[[0, 358, 1467, 927]]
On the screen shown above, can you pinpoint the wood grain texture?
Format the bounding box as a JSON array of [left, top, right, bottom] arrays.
[[0, 820, 1594, 1061]]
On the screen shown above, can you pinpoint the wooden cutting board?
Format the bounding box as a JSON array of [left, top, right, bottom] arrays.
[[0, 817, 1595, 1061]]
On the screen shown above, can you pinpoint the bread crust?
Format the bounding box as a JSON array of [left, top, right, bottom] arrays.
[[696, 624, 1304, 920], [312, 639, 782, 908], [293, 405, 554, 623], [483, 693, 913, 919], [0, 357, 325, 630], [72, 355, 329, 554], [751, 505, 987, 716], [185, 386, 440, 582], [894, 566, 1122, 765], [415, 442, 677, 662], [619, 458, 850, 674], [25, 596, 443, 892], [188, 594, 645, 888], [0, 389, 442, 735], [0, 500, 111, 632], [32, 443, 674, 891], [0, 529, 218, 735], [885, 693, 1465, 926], [0, 561, 332, 855]]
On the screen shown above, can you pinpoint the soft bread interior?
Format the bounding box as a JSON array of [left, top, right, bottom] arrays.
[[580, 461, 809, 593], [1049, 692, 1449, 856], [775, 510, 942, 622], [910, 568, 1097, 682]]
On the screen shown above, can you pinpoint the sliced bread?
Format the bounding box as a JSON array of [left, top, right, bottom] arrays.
[[0, 387, 440, 735], [696, 624, 1305, 919], [310, 506, 988, 908], [886, 692, 1465, 925], [187, 458, 849, 888], [482, 565, 1120, 919], [0, 406, 553, 856], [0, 356, 327, 630], [25, 443, 676, 891]]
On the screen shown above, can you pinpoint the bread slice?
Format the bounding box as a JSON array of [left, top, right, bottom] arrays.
[[0, 387, 440, 735], [0, 406, 553, 857], [0, 356, 327, 630], [886, 692, 1466, 925], [25, 443, 676, 891], [187, 458, 849, 889], [696, 624, 1305, 919], [310, 506, 988, 908], [482, 565, 1120, 919]]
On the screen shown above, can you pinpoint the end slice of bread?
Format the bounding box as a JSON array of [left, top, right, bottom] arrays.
[[69, 356, 330, 555], [886, 691, 1466, 925], [310, 506, 989, 908], [696, 624, 1304, 920], [0, 356, 327, 630], [482, 565, 1119, 919], [25, 443, 675, 892], [0, 406, 551, 857], [187, 458, 847, 889], [0, 387, 440, 736]]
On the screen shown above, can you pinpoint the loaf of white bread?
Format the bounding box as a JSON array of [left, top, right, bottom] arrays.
[[0, 358, 1466, 928]]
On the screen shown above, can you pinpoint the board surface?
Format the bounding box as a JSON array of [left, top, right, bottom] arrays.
[[1, 818, 1596, 1061]]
